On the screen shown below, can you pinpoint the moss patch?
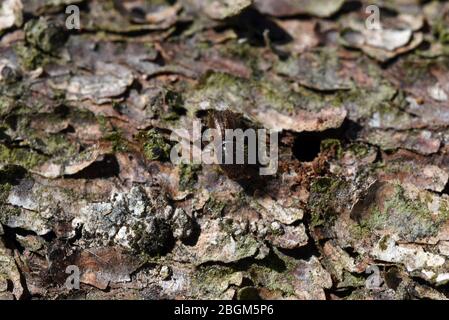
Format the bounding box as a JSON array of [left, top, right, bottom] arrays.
[[14, 42, 48, 70], [178, 163, 201, 191], [359, 184, 446, 241], [321, 139, 343, 159], [0, 144, 47, 169], [130, 218, 173, 256], [0, 166, 26, 222], [142, 129, 171, 161], [203, 197, 225, 218], [309, 176, 349, 227], [25, 17, 68, 53], [105, 130, 129, 153]]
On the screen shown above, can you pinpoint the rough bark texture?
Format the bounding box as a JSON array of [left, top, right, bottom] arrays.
[[1, 0, 449, 300]]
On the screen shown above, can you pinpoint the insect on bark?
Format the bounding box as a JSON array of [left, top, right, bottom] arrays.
[[206, 109, 261, 182]]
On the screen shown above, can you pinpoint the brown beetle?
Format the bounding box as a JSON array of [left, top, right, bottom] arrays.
[[206, 109, 260, 182]]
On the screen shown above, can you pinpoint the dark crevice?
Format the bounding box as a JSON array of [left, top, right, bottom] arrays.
[[441, 180, 449, 196], [338, 1, 363, 15], [229, 8, 293, 47], [292, 133, 323, 162], [130, 262, 159, 279], [0, 165, 28, 184], [2, 225, 32, 253], [235, 286, 262, 300], [1, 226, 33, 299], [67, 224, 82, 244], [42, 230, 57, 243], [180, 220, 201, 246], [277, 234, 320, 261], [281, 216, 321, 263], [384, 267, 403, 291], [2, 225, 55, 251], [292, 119, 361, 162], [325, 287, 358, 299], [343, 247, 359, 259], [240, 277, 255, 287], [198, 249, 287, 273], [68, 154, 120, 179]]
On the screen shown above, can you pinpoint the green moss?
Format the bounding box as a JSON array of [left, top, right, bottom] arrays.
[[204, 197, 225, 218], [274, 55, 301, 79], [255, 80, 295, 113], [0, 166, 25, 222], [142, 129, 171, 161], [96, 114, 129, 152], [14, 17, 68, 70], [309, 177, 348, 227], [14, 43, 47, 70], [3, 115, 78, 159], [337, 272, 365, 289], [130, 219, 173, 256], [359, 206, 388, 231], [292, 85, 340, 111], [0, 97, 15, 117], [0, 182, 12, 204], [194, 265, 236, 296], [188, 70, 315, 118], [178, 163, 201, 191], [378, 235, 390, 251], [399, 58, 434, 85], [162, 91, 185, 121], [349, 223, 370, 241], [96, 115, 109, 132], [439, 199, 449, 221], [221, 40, 253, 60], [321, 139, 343, 158], [433, 18, 449, 45], [187, 72, 251, 116], [369, 100, 417, 129], [237, 287, 261, 300], [144, 89, 186, 122], [200, 72, 244, 92], [246, 251, 298, 296], [311, 177, 336, 194], [220, 41, 258, 74], [358, 184, 444, 241], [41, 134, 78, 158], [0, 144, 47, 169], [348, 143, 370, 158], [338, 83, 397, 120], [24, 17, 68, 53], [0, 203, 21, 223], [382, 162, 414, 175], [105, 130, 128, 153]]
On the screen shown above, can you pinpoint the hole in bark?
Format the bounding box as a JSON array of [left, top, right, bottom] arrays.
[[385, 267, 402, 290], [229, 8, 293, 46], [293, 132, 323, 162], [69, 154, 120, 179], [237, 287, 261, 300], [180, 220, 201, 246], [339, 1, 363, 14], [2, 225, 27, 252], [277, 237, 320, 261], [292, 119, 360, 162], [441, 181, 449, 195], [42, 231, 57, 242]]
